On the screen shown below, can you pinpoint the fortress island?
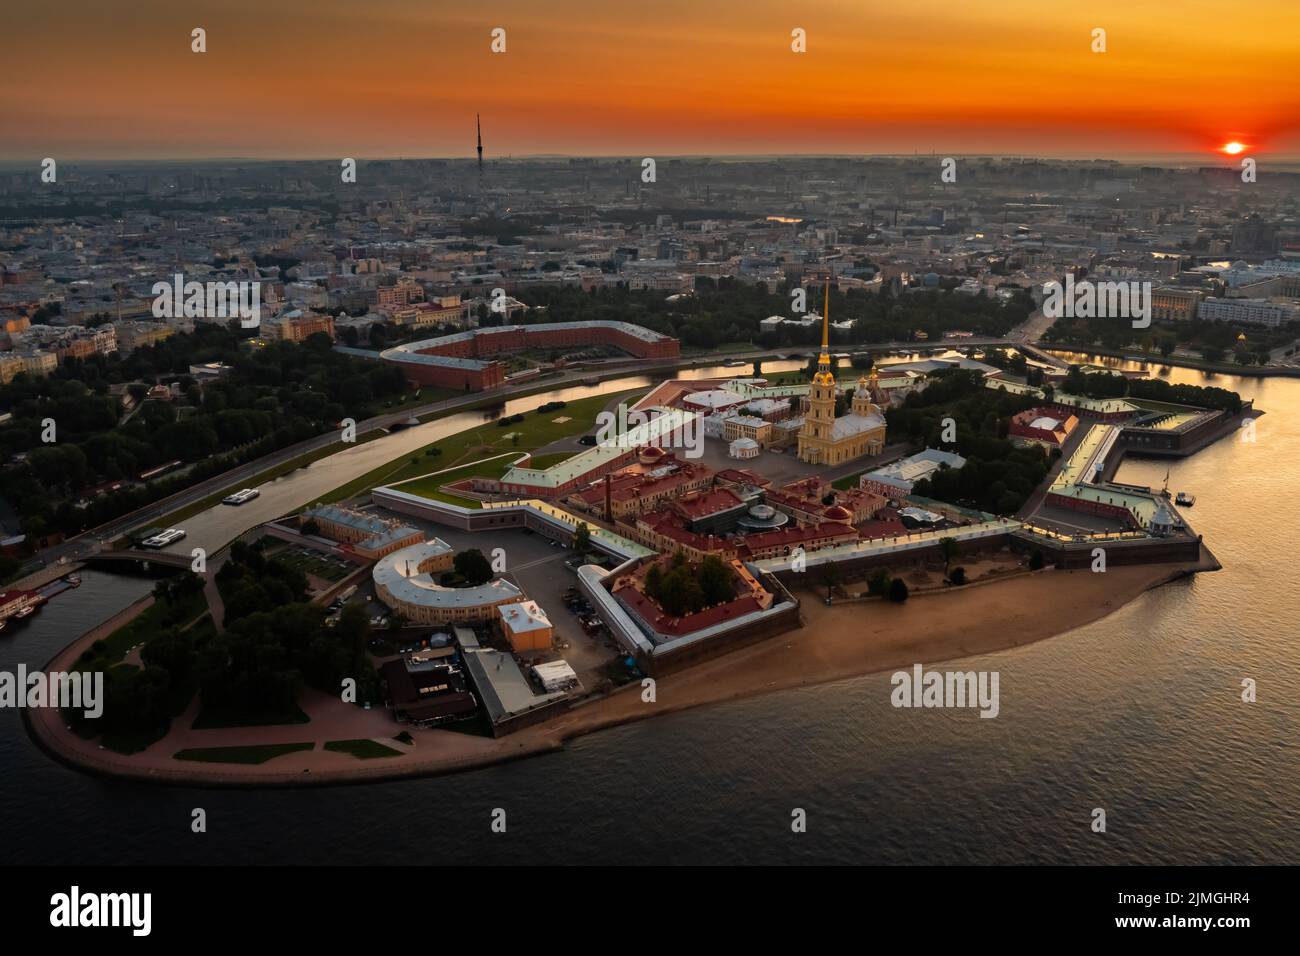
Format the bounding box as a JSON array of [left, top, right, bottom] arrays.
[[21, 311, 1252, 786]]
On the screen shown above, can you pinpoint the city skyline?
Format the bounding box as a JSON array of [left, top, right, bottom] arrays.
[[6, 0, 1299, 161]]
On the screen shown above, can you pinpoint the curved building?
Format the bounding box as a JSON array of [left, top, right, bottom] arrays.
[[373, 539, 524, 624], [736, 502, 789, 532]]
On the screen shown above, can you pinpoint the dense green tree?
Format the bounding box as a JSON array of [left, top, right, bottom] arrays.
[[453, 549, 494, 586], [698, 554, 736, 605], [938, 536, 958, 575], [572, 522, 591, 555]]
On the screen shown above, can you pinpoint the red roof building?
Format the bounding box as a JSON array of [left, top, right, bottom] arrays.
[[738, 522, 858, 560], [1009, 407, 1079, 448]]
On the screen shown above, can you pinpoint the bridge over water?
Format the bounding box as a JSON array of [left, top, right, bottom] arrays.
[[83, 549, 195, 570]]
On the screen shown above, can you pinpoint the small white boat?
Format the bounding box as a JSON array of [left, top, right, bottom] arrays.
[[1175, 492, 1196, 507]]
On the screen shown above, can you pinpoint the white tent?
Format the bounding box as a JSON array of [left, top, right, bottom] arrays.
[[532, 660, 581, 693]]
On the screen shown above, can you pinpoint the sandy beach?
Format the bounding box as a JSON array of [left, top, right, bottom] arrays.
[[25, 551, 1215, 787]]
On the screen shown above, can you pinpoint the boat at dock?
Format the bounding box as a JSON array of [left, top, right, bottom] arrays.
[[0, 587, 46, 631], [0, 573, 82, 632], [1175, 492, 1196, 507]]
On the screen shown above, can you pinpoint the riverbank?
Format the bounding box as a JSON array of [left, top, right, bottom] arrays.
[[25, 551, 1213, 787], [33, 348, 775, 562], [5, 560, 85, 592], [1041, 343, 1300, 378]]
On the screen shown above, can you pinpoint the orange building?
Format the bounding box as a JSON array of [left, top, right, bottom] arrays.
[[497, 600, 554, 653]]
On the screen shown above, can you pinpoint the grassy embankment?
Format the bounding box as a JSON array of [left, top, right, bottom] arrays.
[[323, 739, 404, 759], [319, 387, 645, 508]]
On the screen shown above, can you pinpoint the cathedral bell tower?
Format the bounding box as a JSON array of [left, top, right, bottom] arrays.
[[801, 282, 838, 461], [853, 366, 883, 417]]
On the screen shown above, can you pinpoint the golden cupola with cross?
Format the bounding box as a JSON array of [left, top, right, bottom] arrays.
[[796, 281, 887, 467]]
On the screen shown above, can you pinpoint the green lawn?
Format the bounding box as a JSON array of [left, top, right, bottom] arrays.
[[1127, 398, 1200, 413], [322, 387, 645, 504], [174, 742, 315, 765], [323, 738, 404, 759], [525, 451, 576, 470], [392, 460, 516, 508], [832, 470, 870, 491]]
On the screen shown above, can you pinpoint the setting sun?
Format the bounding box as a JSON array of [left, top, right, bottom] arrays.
[[1223, 141, 1247, 154]]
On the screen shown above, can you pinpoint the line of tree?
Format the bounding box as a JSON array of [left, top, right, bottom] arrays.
[[1061, 365, 1242, 412], [502, 279, 1033, 352], [1043, 314, 1297, 364], [643, 551, 736, 617], [0, 324, 410, 542]]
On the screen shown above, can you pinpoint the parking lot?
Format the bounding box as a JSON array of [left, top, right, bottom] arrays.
[[358, 513, 626, 689]]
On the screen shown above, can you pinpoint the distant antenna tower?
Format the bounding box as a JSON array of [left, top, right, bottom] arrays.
[[476, 114, 484, 194]]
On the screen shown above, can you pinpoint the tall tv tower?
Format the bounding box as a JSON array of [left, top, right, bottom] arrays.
[[476, 114, 484, 195]]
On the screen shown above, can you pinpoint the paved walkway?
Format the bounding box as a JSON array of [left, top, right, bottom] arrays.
[[203, 551, 230, 631]]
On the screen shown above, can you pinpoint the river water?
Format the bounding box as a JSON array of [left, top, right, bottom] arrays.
[[166, 359, 805, 555], [1, 356, 1296, 865]]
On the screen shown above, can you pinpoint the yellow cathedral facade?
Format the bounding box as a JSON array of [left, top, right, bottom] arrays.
[[796, 285, 887, 466]]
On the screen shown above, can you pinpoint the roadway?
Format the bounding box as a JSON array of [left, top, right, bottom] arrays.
[[35, 327, 1048, 567], [37, 357, 694, 565]]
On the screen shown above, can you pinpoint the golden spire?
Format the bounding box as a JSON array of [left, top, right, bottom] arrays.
[[814, 279, 835, 386], [820, 281, 830, 354]]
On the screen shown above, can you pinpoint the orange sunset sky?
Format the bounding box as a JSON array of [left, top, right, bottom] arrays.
[[4, 0, 1298, 161]]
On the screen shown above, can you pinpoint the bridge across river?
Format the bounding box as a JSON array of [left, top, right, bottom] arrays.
[[83, 549, 195, 570]]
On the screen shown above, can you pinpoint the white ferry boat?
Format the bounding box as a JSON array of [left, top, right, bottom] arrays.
[[140, 528, 187, 549]]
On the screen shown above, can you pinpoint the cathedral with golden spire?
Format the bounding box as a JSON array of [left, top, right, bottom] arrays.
[[796, 282, 887, 466]]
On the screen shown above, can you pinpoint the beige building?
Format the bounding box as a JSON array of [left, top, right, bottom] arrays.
[[114, 320, 175, 352], [21, 350, 57, 377], [373, 540, 524, 625], [1151, 287, 1202, 322], [796, 288, 886, 466], [303, 504, 424, 559], [0, 353, 27, 384], [722, 415, 773, 446]]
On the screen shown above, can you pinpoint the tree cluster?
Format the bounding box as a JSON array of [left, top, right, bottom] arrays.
[[643, 551, 736, 617]]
